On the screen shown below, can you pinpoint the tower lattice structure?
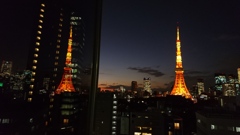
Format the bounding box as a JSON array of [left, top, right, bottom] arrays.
[[170, 25, 192, 99], [55, 26, 76, 94]]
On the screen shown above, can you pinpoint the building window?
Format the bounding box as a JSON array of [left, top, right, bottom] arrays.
[[33, 60, 37, 63], [32, 66, 36, 70], [60, 18, 63, 21], [41, 4, 45, 7], [57, 39, 61, 43], [39, 20, 43, 23], [29, 91, 33, 95], [54, 62, 58, 66], [236, 127, 240, 132], [37, 31, 41, 34], [40, 14, 44, 18], [28, 98, 32, 102], [32, 72, 36, 76], [56, 51, 59, 54], [211, 125, 217, 130], [38, 25, 42, 29], [55, 56, 59, 60], [31, 78, 35, 82], [35, 48, 39, 51], [54, 68, 57, 71], [36, 36, 41, 40], [34, 54, 38, 57], [58, 34, 61, 37], [40, 9, 44, 12], [174, 123, 180, 129], [2, 119, 10, 124], [30, 85, 34, 89], [36, 42, 40, 46], [63, 119, 69, 124]]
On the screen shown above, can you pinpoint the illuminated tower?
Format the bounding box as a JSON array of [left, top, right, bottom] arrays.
[[55, 26, 76, 94], [143, 77, 152, 95], [170, 25, 192, 99]]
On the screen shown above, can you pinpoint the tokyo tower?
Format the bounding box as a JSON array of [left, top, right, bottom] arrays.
[[55, 26, 76, 94], [170, 24, 192, 99]]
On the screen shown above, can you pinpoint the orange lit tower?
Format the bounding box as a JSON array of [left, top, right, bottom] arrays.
[[55, 26, 76, 94], [170, 25, 192, 99]]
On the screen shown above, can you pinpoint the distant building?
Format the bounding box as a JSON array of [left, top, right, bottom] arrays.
[[1, 60, 12, 75], [197, 79, 205, 95], [131, 81, 138, 91], [214, 73, 226, 91], [143, 77, 152, 95]]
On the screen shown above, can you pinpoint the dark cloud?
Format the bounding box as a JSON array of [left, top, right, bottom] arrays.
[[128, 67, 165, 77]]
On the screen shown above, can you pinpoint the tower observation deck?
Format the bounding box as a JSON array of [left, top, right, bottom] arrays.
[[170, 25, 192, 99]]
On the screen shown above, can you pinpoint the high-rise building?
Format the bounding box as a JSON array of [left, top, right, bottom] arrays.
[[1, 60, 12, 75], [197, 79, 205, 95], [143, 77, 152, 95], [214, 73, 226, 91], [26, 1, 85, 102], [131, 81, 138, 93], [238, 68, 240, 84], [170, 25, 192, 99]]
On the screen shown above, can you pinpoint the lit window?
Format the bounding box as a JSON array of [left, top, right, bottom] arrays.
[[60, 18, 63, 21], [29, 91, 33, 95], [35, 48, 39, 51], [28, 98, 32, 102], [50, 98, 54, 102], [56, 51, 59, 54], [30, 85, 34, 89], [49, 105, 53, 108], [33, 60, 37, 63], [38, 25, 42, 28], [53, 74, 57, 77], [37, 31, 41, 34], [41, 4, 45, 7], [58, 34, 61, 37], [174, 123, 180, 129], [34, 54, 38, 57], [40, 9, 44, 12], [45, 121, 48, 126], [39, 20, 43, 23], [60, 13, 63, 16], [113, 101, 117, 104], [36, 42, 40, 46], [113, 106, 117, 109], [197, 119, 201, 123], [59, 24, 62, 27], [32, 66, 36, 70], [32, 72, 36, 76], [58, 29, 62, 32], [55, 56, 59, 60], [57, 39, 61, 43], [2, 119, 10, 124], [54, 68, 57, 71], [113, 111, 117, 114], [56, 45, 60, 48], [40, 14, 44, 17], [36, 36, 41, 40], [236, 127, 240, 132], [134, 132, 141, 135], [31, 78, 35, 82], [211, 125, 217, 130], [63, 119, 69, 124]]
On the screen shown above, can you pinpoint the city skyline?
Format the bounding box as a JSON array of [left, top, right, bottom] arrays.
[[1, 0, 240, 92]]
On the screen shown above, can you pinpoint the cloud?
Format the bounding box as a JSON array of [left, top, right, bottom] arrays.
[[128, 67, 165, 77]]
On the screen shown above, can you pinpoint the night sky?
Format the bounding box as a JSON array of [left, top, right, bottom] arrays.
[[1, 0, 240, 91]]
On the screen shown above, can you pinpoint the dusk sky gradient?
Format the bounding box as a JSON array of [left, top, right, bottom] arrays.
[[1, 0, 240, 91]]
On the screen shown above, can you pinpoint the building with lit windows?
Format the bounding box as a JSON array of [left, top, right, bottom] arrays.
[[94, 92, 118, 135], [214, 73, 227, 91], [26, 1, 85, 102], [0, 60, 12, 75], [196, 111, 240, 135], [143, 78, 152, 95], [197, 79, 205, 95]]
